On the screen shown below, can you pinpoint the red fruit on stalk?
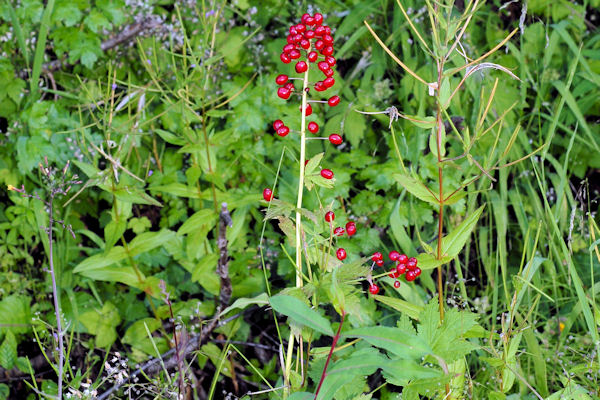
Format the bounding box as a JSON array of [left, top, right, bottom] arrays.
[[394, 280, 401, 288], [325, 211, 335, 222], [280, 53, 291, 64], [289, 26, 298, 35], [314, 13, 323, 25], [324, 26, 331, 35], [305, 30, 315, 39], [308, 51, 318, 62], [289, 50, 301, 59], [318, 61, 329, 72], [396, 263, 406, 275], [300, 104, 312, 116], [315, 39, 325, 50], [397, 254, 408, 264], [284, 82, 295, 91], [389, 250, 400, 261], [333, 227, 345, 236], [414, 267, 421, 277], [275, 74, 288, 85], [314, 81, 326, 91], [299, 39, 310, 49], [376, 259, 384, 267], [336, 248, 347, 261], [295, 61, 308, 73], [308, 121, 319, 134], [369, 284, 380, 295], [345, 222, 356, 236], [328, 95, 340, 107], [263, 188, 273, 201], [283, 43, 295, 53], [323, 68, 334, 78], [301, 13, 310, 24], [323, 77, 335, 88], [315, 26, 325, 36], [323, 34, 333, 45], [293, 33, 303, 43], [287, 34, 295, 44], [406, 260, 417, 270], [320, 169, 334, 179], [295, 24, 306, 33], [277, 87, 291, 99], [372, 252, 383, 262], [328, 134, 342, 145], [325, 56, 336, 66], [408, 257, 417, 264], [322, 46, 334, 56], [388, 268, 399, 278], [405, 270, 417, 282], [276, 126, 290, 137], [273, 119, 284, 130]]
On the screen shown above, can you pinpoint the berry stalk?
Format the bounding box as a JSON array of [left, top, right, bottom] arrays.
[[313, 310, 345, 399]]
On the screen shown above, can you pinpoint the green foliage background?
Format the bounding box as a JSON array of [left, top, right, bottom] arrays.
[[0, 0, 599, 398]]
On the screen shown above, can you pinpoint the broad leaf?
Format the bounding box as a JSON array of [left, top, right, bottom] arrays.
[[270, 295, 333, 336], [394, 174, 438, 205], [373, 295, 424, 320], [343, 326, 431, 359], [441, 206, 484, 258]]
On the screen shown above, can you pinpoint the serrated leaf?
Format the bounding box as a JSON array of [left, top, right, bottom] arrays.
[[0, 331, 17, 369], [381, 359, 442, 384], [270, 295, 333, 336], [263, 199, 295, 220], [343, 326, 431, 359], [305, 152, 324, 177], [394, 174, 439, 205], [373, 295, 424, 320], [442, 206, 484, 258]]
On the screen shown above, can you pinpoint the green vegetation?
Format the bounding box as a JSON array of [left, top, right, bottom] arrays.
[[0, 0, 598, 399]]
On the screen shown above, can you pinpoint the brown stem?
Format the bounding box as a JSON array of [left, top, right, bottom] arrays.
[[313, 310, 346, 399]]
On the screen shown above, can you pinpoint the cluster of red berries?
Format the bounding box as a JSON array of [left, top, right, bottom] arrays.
[[323, 210, 357, 259], [366, 251, 421, 295]]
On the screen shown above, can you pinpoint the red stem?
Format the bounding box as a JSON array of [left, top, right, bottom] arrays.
[[313, 310, 346, 399]]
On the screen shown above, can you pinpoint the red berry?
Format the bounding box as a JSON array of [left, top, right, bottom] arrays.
[[323, 68, 334, 78], [287, 34, 295, 44], [300, 103, 312, 116], [324, 26, 331, 35], [308, 51, 318, 62], [325, 211, 335, 222], [322, 46, 334, 56], [293, 34, 303, 43], [388, 268, 399, 278], [307, 121, 319, 134], [414, 267, 421, 277], [328, 134, 342, 145], [313, 13, 324, 25], [305, 16, 315, 26], [315, 40, 325, 50], [389, 251, 400, 261], [393, 280, 401, 288], [396, 263, 406, 275], [408, 257, 417, 264], [289, 26, 298, 35], [289, 49, 301, 59], [301, 13, 310, 24], [295, 61, 308, 73], [295, 24, 306, 33], [406, 260, 417, 270], [405, 270, 417, 282], [314, 81, 326, 91], [328, 95, 340, 107], [397, 254, 408, 264], [276, 74, 289, 85], [333, 227, 345, 236], [376, 259, 384, 267], [323, 77, 335, 88], [284, 82, 295, 91], [323, 34, 333, 45], [305, 30, 315, 39], [299, 39, 310, 49], [280, 53, 291, 64], [273, 119, 284, 130], [277, 126, 290, 137], [318, 61, 329, 72], [336, 248, 347, 261], [320, 169, 334, 179], [345, 222, 356, 236], [369, 284, 379, 295], [283, 44, 295, 53], [263, 188, 273, 201], [325, 56, 336, 66], [277, 87, 291, 99], [315, 26, 326, 36], [372, 252, 383, 262]]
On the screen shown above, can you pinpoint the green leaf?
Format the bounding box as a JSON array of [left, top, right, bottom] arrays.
[[129, 229, 176, 257], [373, 295, 424, 320], [104, 219, 126, 251], [270, 295, 333, 336], [381, 359, 442, 384], [103, 185, 162, 206], [123, 318, 162, 355], [343, 326, 431, 359], [83, 10, 110, 33], [80, 301, 121, 348], [345, 109, 367, 147], [441, 206, 484, 258], [394, 174, 439, 205], [0, 331, 17, 369], [0, 295, 32, 335], [178, 209, 218, 236], [219, 293, 269, 316], [416, 253, 452, 271]]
